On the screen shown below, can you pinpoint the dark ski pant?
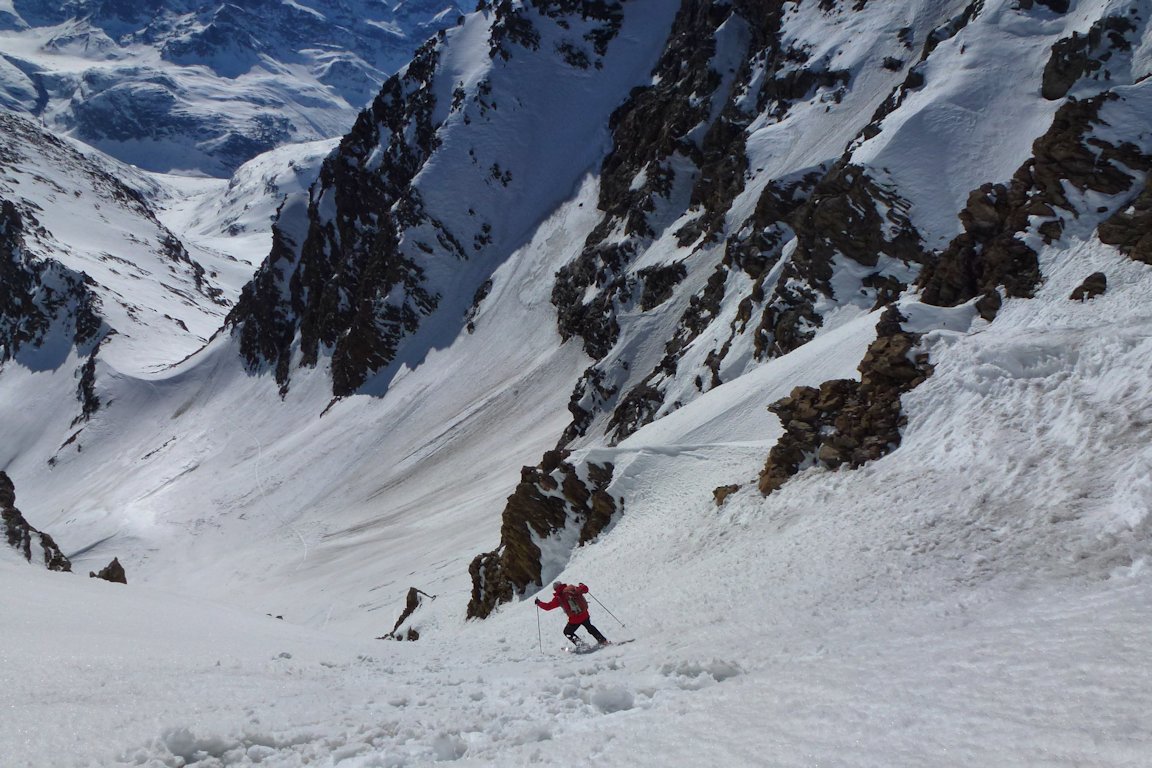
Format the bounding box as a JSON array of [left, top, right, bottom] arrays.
[[564, 619, 607, 645]]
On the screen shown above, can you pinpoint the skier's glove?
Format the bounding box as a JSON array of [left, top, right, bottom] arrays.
[[534, 598, 541, 606]]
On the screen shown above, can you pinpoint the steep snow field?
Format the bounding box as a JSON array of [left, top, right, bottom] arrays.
[[4, 0, 1152, 765], [4, 225, 1152, 766]]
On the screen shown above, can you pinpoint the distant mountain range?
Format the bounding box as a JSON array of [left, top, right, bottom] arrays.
[[0, 0, 464, 175]]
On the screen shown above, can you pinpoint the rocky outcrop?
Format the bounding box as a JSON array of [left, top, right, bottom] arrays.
[[920, 93, 1152, 312], [1042, 16, 1137, 101], [228, 38, 446, 397], [489, 0, 625, 64], [758, 308, 933, 495], [713, 484, 741, 506], [467, 450, 617, 619], [1098, 174, 1152, 264], [554, 1, 881, 446], [1, 472, 72, 572], [89, 557, 127, 584], [0, 197, 105, 367], [601, 160, 925, 445], [552, 0, 837, 363], [1018, 0, 1071, 12]]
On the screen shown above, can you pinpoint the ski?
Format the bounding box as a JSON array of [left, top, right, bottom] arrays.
[[563, 638, 634, 654]]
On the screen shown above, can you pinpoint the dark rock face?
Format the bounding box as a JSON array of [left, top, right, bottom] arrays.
[[0, 196, 105, 368], [598, 159, 925, 446], [920, 93, 1152, 311], [554, 1, 878, 446], [552, 1, 835, 363], [1042, 16, 1137, 101], [758, 308, 933, 495], [228, 39, 446, 397], [489, 0, 625, 63], [1017, 0, 1071, 15], [1, 471, 72, 572], [89, 557, 127, 584], [467, 450, 617, 619]]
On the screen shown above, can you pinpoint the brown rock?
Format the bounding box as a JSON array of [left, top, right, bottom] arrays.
[[89, 557, 126, 584], [1070, 272, 1107, 301], [713, 485, 741, 506]]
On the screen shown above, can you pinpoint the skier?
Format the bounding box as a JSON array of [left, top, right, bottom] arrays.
[[535, 581, 609, 648]]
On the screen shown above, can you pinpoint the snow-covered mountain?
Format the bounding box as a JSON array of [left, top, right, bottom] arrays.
[[0, 0, 465, 175], [2, 0, 1152, 765]]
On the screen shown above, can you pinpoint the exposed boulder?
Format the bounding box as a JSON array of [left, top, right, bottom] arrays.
[[89, 557, 127, 584], [0, 196, 105, 367], [1069, 272, 1107, 301], [1, 471, 72, 572], [758, 308, 933, 495], [467, 450, 618, 619], [713, 484, 741, 506]]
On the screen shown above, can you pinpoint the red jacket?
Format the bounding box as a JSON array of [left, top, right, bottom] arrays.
[[536, 583, 590, 623]]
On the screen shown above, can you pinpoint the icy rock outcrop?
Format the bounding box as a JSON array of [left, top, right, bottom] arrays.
[[1, 472, 72, 572], [228, 38, 445, 396], [467, 450, 616, 619], [1098, 175, 1152, 264]]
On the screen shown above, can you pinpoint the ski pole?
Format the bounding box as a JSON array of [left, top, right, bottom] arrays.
[[536, 602, 543, 654], [587, 592, 626, 628]]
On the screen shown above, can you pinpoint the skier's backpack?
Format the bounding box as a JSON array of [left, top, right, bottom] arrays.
[[562, 585, 587, 616]]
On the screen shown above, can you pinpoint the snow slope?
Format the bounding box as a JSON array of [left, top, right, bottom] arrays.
[[4, 232, 1152, 764], [2, 0, 1152, 765]]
